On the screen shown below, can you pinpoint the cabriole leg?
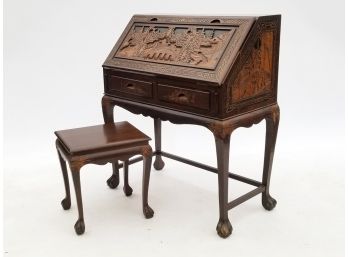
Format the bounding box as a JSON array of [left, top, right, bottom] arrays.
[[57, 147, 71, 210], [102, 95, 120, 189], [153, 118, 165, 170], [215, 133, 233, 238], [262, 108, 280, 210], [142, 146, 154, 218], [70, 164, 85, 235]]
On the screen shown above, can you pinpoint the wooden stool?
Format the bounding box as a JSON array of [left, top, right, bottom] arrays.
[[55, 121, 154, 235]]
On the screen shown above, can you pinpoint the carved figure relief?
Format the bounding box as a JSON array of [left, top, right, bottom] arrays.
[[115, 25, 235, 69], [231, 31, 274, 102]]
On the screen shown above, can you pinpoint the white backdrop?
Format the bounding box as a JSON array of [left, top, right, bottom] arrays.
[[4, 0, 345, 257]]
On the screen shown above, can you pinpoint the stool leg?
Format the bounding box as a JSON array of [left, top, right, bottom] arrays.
[[70, 165, 85, 235], [215, 134, 233, 238], [123, 160, 133, 196], [262, 109, 279, 210], [107, 162, 120, 189], [153, 118, 165, 170], [142, 147, 154, 218], [57, 149, 71, 210]]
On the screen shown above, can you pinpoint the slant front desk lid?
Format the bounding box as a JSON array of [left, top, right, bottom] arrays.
[[103, 15, 256, 84]]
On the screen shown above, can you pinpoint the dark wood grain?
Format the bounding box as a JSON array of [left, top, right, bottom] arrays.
[[157, 84, 211, 111], [55, 122, 153, 235], [56, 143, 71, 210], [142, 145, 154, 218], [107, 75, 153, 98], [55, 121, 150, 154], [215, 133, 233, 238], [153, 118, 165, 170], [103, 15, 280, 120], [224, 15, 281, 116], [102, 97, 121, 191], [70, 166, 85, 235], [100, 14, 281, 238], [103, 15, 255, 84], [262, 107, 279, 210]]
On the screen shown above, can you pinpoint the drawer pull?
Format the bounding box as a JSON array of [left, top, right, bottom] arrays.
[[126, 83, 135, 89], [177, 93, 189, 102], [158, 84, 210, 111], [107, 75, 153, 98]]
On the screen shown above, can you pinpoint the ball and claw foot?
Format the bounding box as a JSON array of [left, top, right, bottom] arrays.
[[123, 185, 133, 197], [61, 198, 71, 210], [74, 219, 85, 235], [106, 174, 119, 189], [216, 218, 233, 238], [143, 205, 154, 219], [262, 194, 277, 211], [153, 156, 165, 170]]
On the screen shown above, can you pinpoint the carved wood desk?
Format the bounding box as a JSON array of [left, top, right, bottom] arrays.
[[101, 15, 281, 238]]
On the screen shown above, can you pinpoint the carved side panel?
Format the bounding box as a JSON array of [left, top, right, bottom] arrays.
[[231, 31, 273, 102], [225, 16, 280, 114]]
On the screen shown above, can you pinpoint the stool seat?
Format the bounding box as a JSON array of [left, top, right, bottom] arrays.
[[55, 121, 154, 235], [55, 121, 150, 154]]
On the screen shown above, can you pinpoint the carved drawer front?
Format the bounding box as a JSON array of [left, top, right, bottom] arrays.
[[107, 75, 153, 98], [157, 84, 210, 111]]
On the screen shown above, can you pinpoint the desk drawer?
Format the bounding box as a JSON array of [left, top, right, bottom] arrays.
[[157, 84, 210, 111], [107, 76, 153, 98]]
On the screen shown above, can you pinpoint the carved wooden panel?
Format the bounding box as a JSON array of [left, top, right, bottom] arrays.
[[225, 16, 280, 114], [231, 31, 273, 102], [115, 24, 236, 70], [103, 15, 255, 83]]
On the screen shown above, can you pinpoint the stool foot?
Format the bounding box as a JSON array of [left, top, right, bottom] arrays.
[[216, 218, 233, 238], [61, 198, 71, 210], [153, 156, 165, 170], [123, 185, 133, 197], [143, 204, 154, 219], [106, 174, 119, 189], [262, 194, 277, 211], [74, 219, 85, 235]]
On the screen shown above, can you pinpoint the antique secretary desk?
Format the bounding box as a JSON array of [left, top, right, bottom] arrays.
[[101, 14, 281, 238]]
